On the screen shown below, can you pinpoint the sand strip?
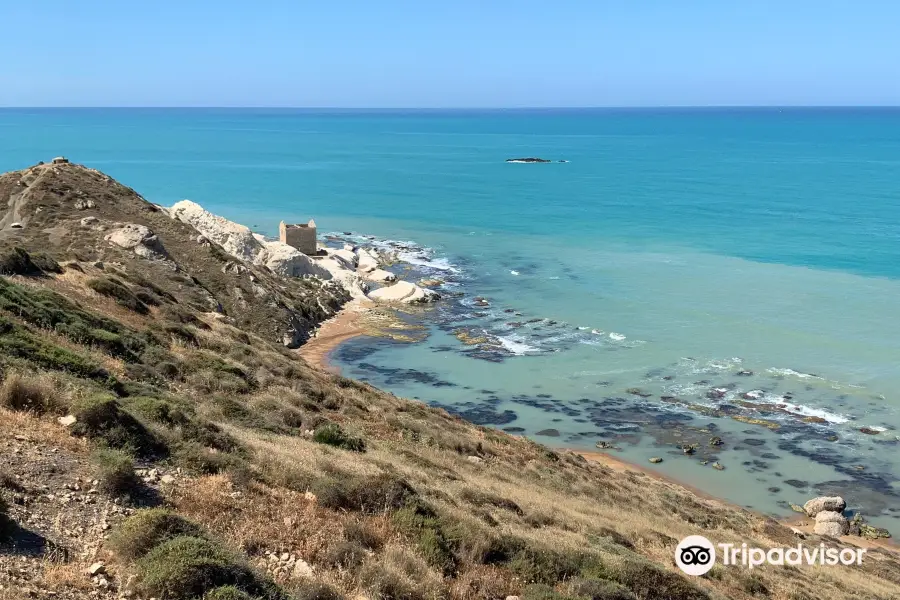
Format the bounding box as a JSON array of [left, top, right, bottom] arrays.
[[297, 299, 373, 373]]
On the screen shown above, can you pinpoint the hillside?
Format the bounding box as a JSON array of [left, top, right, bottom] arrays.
[[0, 160, 898, 600]]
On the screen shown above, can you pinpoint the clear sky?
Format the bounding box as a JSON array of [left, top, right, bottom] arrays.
[[2, 0, 898, 107]]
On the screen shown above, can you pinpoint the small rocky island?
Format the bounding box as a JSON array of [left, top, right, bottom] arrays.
[[505, 157, 567, 163]]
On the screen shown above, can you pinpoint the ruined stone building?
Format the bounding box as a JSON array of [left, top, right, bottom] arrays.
[[279, 219, 317, 255]]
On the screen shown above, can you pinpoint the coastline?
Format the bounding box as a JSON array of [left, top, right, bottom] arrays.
[[575, 449, 898, 551], [297, 298, 372, 373], [295, 299, 900, 554]]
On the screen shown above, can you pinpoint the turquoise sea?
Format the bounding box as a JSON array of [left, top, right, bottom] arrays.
[[2, 108, 899, 528]]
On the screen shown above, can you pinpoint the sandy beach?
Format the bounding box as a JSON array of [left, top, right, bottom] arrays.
[[297, 298, 372, 373]]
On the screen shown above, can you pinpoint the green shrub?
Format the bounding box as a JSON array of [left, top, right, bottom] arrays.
[[109, 509, 206, 561], [313, 473, 416, 514], [204, 587, 254, 600], [0, 372, 59, 414], [0, 317, 115, 383], [586, 559, 709, 600], [174, 442, 244, 475], [460, 488, 524, 515], [313, 423, 366, 452], [567, 579, 637, 600], [87, 277, 149, 314], [125, 396, 190, 427], [71, 396, 166, 458], [391, 502, 456, 574], [0, 278, 153, 362], [293, 581, 345, 600], [507, 547, 585, 585], [91, 448, 140, 496], [136, 536, 278, 599]]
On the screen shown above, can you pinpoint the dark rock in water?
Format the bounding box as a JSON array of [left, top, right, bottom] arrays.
[[506, 157, 553, 163], [536, 428, 561, 437], [432, 403, 518, 426], [356, 362, 456, 387], [663, 375, 675, 381], [536, 393, 552, 399], [859, 427, 881, 435], [503, 426, 526, 433], [767, 487, 781, 493], [760, 453, 780, 460], [736, 369, 754, 376], [625, 388, 652, 398], [784, 479, 809, 489], [343, 231, 353, 235], [743, 438, 766, 446]]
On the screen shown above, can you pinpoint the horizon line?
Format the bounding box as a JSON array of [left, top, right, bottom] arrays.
[[2, 105, 900, 110]]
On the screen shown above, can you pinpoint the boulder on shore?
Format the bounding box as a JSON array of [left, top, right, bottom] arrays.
[[365, 268, 396, 283], [814, 511, 849, 537], [803, 496, 846, 517], [368, 280, 438, 304]]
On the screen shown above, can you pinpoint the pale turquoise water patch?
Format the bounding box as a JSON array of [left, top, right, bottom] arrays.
[[1, 108, 898, 528]]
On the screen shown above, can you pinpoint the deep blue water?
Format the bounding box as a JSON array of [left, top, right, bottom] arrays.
[[2, 107, 899, 278]]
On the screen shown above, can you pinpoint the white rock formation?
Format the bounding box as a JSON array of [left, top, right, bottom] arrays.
[[104, 223, 167, 260], [316, 256, 370, 299], [814, 511, 849, 537], [170, 200, 261, 263], [251, 234, 331, 279], [368, 280, 439, 304], [366, 268, 397, 283], [322, 247, 357, 269], [357, 248, 379, 273]]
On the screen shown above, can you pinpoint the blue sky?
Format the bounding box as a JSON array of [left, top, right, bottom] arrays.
[[2, 1, 898, 107]]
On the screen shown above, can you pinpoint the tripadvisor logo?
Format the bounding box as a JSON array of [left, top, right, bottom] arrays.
[[675, 535, 866, 576]]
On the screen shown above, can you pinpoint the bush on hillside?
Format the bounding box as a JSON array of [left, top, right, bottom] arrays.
[[87, 277, 149, 314], [313, 422, 366, 452], [293, 581, 346, 600], [0, 317, 115, 383], [0, 371, 60, 414], [91, 447, 141, 497], [313, 472, 417, 514], [135, 536, 278, 600], [204, 587, 254, 600], [583, 559, 709, 600], [566, 578, 638, 600], [109, 508, 206, 561], [71, 396, 166, 458]]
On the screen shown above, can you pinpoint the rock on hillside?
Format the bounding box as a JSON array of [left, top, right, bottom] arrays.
[[0, 160, 349, 347]]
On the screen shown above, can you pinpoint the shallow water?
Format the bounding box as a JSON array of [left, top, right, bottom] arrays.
[[2, 108, 898, 528]]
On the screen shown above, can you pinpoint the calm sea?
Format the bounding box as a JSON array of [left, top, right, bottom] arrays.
[[2, 108, 899, 526]]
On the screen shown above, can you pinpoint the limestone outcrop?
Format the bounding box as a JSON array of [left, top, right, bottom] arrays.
[[170, 200, 260, 262], [368, 280, 439, 304], [365, 268, 397, 283], [104, 223, 167, 260]]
